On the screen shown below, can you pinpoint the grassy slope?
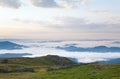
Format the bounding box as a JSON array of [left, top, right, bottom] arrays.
[[0, 55, 76, 70], [0, 55, 120, 79], [0, 64, 120, 79]]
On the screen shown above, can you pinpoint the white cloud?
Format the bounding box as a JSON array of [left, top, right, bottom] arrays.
[[31, 0, 60, 8], [57, 0, 89, 9], [31, 0, 81, 9], [12, 16, 120, 34], [57, 0, 79, 9], [0, 0, 21, 9], [81, 0, 88, 7]]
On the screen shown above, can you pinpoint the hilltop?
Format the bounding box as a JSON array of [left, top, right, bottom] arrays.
[[0, 55, 77, 71]]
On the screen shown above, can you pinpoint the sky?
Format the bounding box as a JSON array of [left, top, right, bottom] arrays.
[[0, 0, 120, 40]]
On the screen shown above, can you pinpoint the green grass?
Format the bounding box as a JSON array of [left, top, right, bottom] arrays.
[[0, 63, 120, 79], [0, 55, 120, 79], [0, 55, 76, 71], [0, 55, 76, 67]]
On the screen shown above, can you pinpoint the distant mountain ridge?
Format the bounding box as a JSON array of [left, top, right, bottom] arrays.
[[56, 45, 120, 52], [0, 53, 32, 58], [0, 41, 28, 50], [101, 58, 120, 64]]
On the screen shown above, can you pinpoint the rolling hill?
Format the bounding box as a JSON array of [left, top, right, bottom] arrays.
[[0, 55, 119, 79]]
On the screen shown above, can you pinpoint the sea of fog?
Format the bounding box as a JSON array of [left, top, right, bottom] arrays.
[[0, 39, 120, 63]]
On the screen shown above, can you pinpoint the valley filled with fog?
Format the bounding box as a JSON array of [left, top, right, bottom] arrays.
[[0, 39, 120, 63]]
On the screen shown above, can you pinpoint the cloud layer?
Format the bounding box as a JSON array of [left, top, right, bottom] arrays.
[[0, 40, 120, 63], [31, 0, 60, 8], [31, 0, 82, 9], [0, 0, 21, 9], [81, 0, 88, 7]]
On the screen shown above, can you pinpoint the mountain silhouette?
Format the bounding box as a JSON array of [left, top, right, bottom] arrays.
[[101, 58, 120, 64], [0, 41, 27, 50], [0, 53, 32, 58], [56, 45, 120, 52]]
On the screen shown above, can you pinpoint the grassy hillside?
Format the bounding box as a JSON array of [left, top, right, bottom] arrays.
[[0, 55, 76, 70], [0, 63, 120, 79], [0, 55, 120, 79]]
